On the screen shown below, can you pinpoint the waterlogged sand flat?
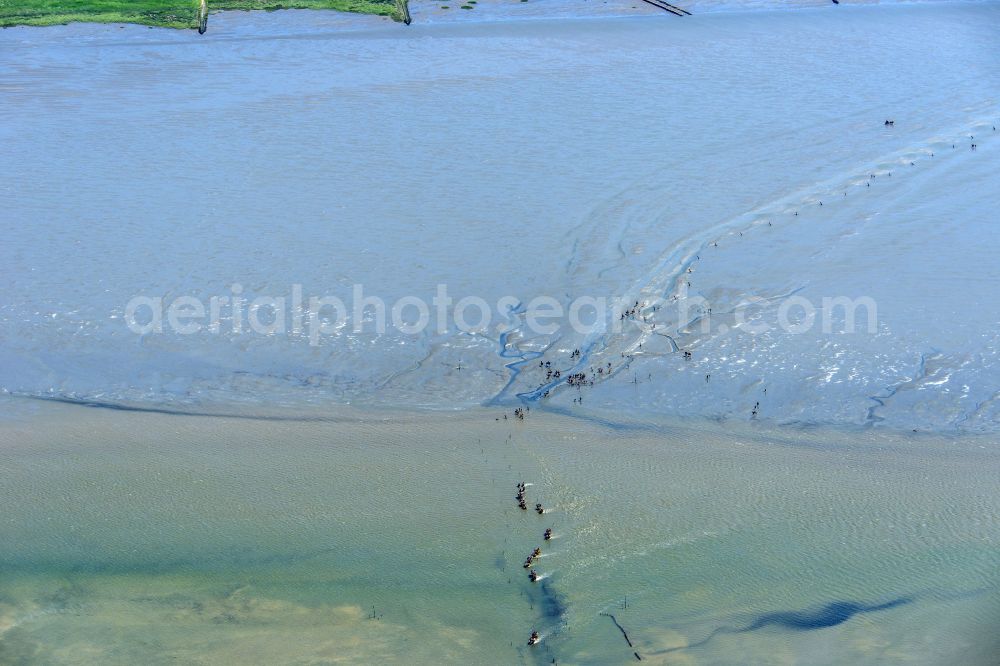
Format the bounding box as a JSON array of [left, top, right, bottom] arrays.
[[1, 401, 998, 663], [2, 3, 1000, 429]]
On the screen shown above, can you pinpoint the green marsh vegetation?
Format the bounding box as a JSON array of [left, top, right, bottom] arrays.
[[1, 0, 403, 29]]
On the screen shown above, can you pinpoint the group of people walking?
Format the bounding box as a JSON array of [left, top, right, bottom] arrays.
[[515, 481, 552, 646]]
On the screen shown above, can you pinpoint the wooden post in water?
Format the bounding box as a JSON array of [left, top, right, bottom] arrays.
[[637, 0, 689, 15], [198, 0, 208, 34], [395, 0, 411, 25]]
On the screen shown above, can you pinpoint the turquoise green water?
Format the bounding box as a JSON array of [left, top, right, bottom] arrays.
[[1, 401, 997, 664]]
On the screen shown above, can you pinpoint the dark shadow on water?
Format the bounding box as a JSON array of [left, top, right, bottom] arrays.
[[523, 578, 567, 664], [649, 596, 913, 655], [539, 578, 566, 620], [744, 598, 911, 631]]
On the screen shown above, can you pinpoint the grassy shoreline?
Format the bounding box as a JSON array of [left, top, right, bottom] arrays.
[[0, 0, 403, 29]]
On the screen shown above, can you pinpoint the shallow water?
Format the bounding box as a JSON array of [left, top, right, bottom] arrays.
[[1, 402, 998, 664], [2, 3, 1000, 664], [2, 2, 1000, 430]]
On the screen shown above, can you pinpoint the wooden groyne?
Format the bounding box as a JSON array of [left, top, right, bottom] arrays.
[[395, 0, 411, 25], [640, 0, 690, 16], [601, 613, 643, 661], [198, 0, 208, 33]]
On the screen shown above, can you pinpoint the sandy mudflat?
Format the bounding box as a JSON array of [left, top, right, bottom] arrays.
[[1, 399, 998, 663]]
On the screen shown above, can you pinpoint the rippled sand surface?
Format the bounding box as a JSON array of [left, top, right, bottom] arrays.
[[1, 401, 998, 663]]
